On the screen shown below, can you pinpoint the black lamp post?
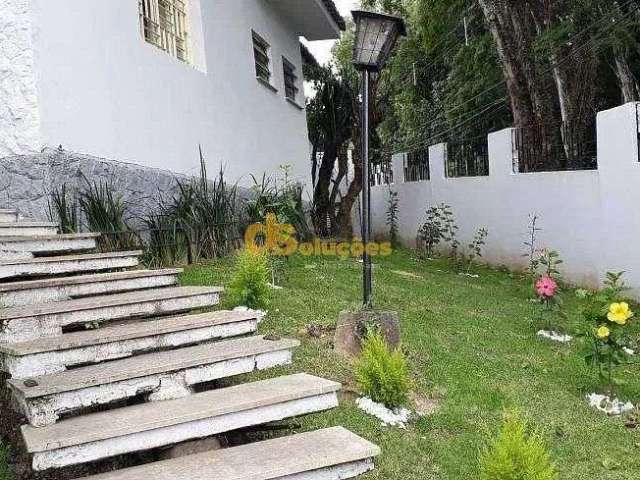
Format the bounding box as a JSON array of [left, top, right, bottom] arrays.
[[352, 10, 406, 308]]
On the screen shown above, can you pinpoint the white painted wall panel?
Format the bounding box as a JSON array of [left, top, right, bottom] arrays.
[[19, 0, 310, 187], [369, 103, 640, 295]]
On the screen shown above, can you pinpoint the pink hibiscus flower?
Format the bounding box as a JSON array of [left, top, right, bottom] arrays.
[[536, 276, 558, 298]]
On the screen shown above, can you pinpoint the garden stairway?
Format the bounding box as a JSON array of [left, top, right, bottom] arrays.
[[0, 210, 381, 479]]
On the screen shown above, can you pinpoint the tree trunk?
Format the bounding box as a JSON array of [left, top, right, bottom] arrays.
[[312, 143, 337, 237], [477, 0, 538, 128], [614, 52, 640, 103]]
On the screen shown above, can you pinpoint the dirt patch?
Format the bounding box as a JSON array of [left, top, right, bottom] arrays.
[[302, 324, 335, 339], [0, 376, 156, 480], [411, 392, 440, 417]]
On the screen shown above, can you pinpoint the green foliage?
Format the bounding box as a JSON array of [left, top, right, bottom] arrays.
[[78, 178, 138, 251], [579, 272, 635, 394], [464, 227, 489, 274], [246, 167, 311, 241], [47, 184, 78, 234], [538, 250, 563, 279], [155, 152, 240, 261], [479, 412, 557, 480], [356, 331, 411, 409], [533, 250, 566, 333], [523, 214, 542, 275], [0, 442, 11, 480], [229, 248, 270, 309], [141, 212, 188, 268], [386, 189, 400, 247], [417, 203, 459, 258]]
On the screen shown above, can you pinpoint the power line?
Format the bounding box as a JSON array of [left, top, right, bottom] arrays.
[[384, 0, 640, 155]]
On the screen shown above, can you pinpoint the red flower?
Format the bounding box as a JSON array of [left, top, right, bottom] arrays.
[[536, 276, 558, 298]]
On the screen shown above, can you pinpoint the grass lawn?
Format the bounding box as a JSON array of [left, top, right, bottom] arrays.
[[182, 249, 640, 480]]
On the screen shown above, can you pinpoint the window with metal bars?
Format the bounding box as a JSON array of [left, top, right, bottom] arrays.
[[404, 149, 430, 182], [253, 32, 272, 84], [139, 0, 189, 63], [283, 58, 299, 102], [370, 160, 394, 186]]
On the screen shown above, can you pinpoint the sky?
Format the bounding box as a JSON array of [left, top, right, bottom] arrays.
[[303, 0, 358, 66]]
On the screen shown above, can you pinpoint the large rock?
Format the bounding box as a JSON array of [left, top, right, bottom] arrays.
[[334, 310, 401, 357]]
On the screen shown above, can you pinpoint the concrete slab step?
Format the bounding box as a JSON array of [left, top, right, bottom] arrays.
[[10, 335, 299, 427], [0, 233, 99, 256], [0, 268, 182, 307], [0, 285, 222, 343], [22, 374, 340, 471], [0, 222, 58, 237], [80, 427, 380, 480], [0, 209, 20, 222], [0, 250, 141, 281], [0, 310, 259, 378]]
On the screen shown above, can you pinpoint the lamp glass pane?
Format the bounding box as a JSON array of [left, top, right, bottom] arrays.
[[354, 16, 399, 69]]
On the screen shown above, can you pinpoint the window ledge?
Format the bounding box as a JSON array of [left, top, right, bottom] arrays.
[[286, 97, 305, 110], [257, 77, 278, 93]]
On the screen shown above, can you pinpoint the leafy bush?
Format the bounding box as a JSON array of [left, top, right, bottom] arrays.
[[229, 248, 270, 308], [479, 412, 557, 480], [417, 203, 459, 258], [48, 184, 78, 234], [580, 272, 635, 394], [463, 227, 489, 274], [356, 331, 411, 409]]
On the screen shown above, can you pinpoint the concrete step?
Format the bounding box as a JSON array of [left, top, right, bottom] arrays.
[[0, 233, 99, 256], [22, 373, 340, 471], [0, 286, 222, 343], [9, 335, 299, 427], [0, 268, 182, 307], [0, 209, 20, 222], [0, 222, 58, 237], [0, 250, 141, 281], [0, 310, 260, 378], [80, 427, 380, 480]]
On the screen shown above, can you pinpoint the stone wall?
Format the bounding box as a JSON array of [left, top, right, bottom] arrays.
[[0, 148, 184, 222]]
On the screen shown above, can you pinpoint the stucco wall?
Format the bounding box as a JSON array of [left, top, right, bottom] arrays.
[[0, 0, 41, 156], [369, 103, 640, 295], [1, 0, 311, 188]]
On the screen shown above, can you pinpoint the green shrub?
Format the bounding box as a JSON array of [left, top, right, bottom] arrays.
[[356, 331, 411, 409], [229, 249, 270, 308], [479, 412, 557, 480]]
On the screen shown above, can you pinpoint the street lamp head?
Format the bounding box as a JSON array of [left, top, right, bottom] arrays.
[[351, 10, 407, 72]]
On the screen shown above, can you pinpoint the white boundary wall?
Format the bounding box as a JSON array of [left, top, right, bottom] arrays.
[[369, 103, 640, 294]]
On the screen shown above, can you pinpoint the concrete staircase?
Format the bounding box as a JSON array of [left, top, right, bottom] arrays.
[[0, 210, 380, 479]]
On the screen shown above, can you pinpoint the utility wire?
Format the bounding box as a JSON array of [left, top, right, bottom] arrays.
[[383, 0, 640, 155]]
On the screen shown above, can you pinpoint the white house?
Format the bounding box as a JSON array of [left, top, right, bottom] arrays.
[[0, 0, 344, 209]]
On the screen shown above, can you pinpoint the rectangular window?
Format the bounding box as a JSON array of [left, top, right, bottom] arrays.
[[139, 0, 189, 63], [283, 58, 299, 102], [253, 32, 272, 84], [404, 149, 430, 182]]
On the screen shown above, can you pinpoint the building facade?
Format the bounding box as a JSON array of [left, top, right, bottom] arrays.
[[0, 0, 343, 215]]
